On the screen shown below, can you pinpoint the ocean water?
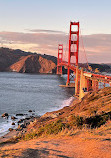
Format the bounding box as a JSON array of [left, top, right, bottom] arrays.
[[0, 72, 75, 137]]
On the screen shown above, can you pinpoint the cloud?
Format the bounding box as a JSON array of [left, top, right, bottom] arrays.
[[0, 31, 68, 56], [0, 31, 111, 63], [27, 29, 65, 34], [81, 34, 111, 63]]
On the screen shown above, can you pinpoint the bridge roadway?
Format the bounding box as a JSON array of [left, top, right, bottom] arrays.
[[58, 61, 111, 84]]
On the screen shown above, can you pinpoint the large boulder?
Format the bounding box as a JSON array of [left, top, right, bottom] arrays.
[[12, 122, 15, 125], [11, 116, 17, 120], [1, 113, 9, 117], [9, 128, 13, 131], [28, 110, 32, 112], [16, 113, 24, 116]]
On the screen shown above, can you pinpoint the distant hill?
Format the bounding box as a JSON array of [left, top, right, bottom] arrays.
[[89, 63, 111, 73], [0, 47, 111, 74], [0, 47, 57, 73]]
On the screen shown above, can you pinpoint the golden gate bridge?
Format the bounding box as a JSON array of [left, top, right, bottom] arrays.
[[57, 21, 111, 99]]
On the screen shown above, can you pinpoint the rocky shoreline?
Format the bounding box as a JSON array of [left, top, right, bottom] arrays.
[[0, 96, 76, 144], [1, 86, 111, 144], [0, 111, 40, 143], [0, 88, 111, 158]]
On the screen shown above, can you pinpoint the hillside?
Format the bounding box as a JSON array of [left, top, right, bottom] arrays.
[[0, 47, 56, 73], [0, 47, 111, 74], [2, 87, 110, 140], [9, 55, 56, 73], [0, 87, 111, 158], [89, 63, 111, 72], [25, 87, 111, 135]]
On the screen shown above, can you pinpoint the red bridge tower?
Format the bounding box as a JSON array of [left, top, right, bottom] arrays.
[[66, 22, 79, 85]]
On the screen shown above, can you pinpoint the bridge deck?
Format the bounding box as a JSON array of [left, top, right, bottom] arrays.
[[58, 61, 111, 84]]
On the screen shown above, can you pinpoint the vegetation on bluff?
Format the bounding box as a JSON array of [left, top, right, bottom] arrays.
[[13, 87, 111, 141], [0, 87, 111, 158], [0, 47, 56, 73]]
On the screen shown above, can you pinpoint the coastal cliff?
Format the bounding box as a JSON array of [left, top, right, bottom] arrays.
[[0, 47, 56, 73], [0, 87, 111, 157]]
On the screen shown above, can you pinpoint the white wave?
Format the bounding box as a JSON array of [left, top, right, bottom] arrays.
[[60, 96, 75, 109], [0, 115, 25, 137], [0, 119, 15, 137]]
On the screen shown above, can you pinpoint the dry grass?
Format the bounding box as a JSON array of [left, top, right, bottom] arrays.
[[0, 87, 111, 157], [8, 87, 110, 143], [0, 128, 111, 158]]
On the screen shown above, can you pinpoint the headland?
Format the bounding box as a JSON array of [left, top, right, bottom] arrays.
[[0, 87, 111, 158]]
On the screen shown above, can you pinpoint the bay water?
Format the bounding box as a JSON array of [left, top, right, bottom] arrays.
[[0, 72, 75, 137]]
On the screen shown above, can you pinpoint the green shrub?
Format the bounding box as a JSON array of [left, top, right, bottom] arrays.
[[69, 115, 83, 127], [24, 131, 37, 140], [44, 120, 65, 135], [85, 112, 111, 128], [22, 111, 111, 141]]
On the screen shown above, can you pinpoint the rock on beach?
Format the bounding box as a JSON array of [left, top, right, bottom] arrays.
[[1, 113, 9, 117], [11, 116, 17, 120]]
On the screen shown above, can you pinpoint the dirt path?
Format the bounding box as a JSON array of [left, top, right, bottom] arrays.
[[0, 134, 111, 158]]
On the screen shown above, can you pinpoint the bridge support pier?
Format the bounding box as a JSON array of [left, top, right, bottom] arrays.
[[66, 67, 70, 86], [79, 68, 88, 99], [79, 72, 100, 99], [92, 80, 98, 91], [57, 66, 62, 75], [75, 66, 79, 95], [87, 79, 92, 91]]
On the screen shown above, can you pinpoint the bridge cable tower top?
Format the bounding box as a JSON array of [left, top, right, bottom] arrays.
[[67, 21, 79, 84]]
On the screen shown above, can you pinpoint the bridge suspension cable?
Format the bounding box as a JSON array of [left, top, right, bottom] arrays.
[[63, 31, 69, 62], [79, 29, 89, 68]]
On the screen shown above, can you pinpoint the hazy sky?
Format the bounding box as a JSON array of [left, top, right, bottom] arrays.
[[0, 0, 111, 63]]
